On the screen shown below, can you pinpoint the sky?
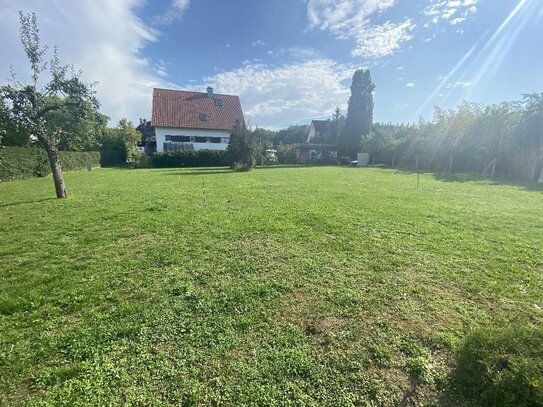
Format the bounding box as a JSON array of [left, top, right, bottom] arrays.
[[1, 0, 542, 129]]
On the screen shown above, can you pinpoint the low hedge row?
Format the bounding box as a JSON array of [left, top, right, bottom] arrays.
[[151, 149, 228, 168], [0, 147, 101, 181]]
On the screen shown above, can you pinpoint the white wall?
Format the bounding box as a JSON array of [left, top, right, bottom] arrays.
[[307, 122, 316, 142], [357, 153, 370, 167], [155, 126, 231, 152]]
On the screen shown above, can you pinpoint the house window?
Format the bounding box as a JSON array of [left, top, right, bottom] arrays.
[[214, 98, 223, 107], [210, 137, 221, 143], [199, 113, 208, 121], [165, 135, 191, 143], [194, 136, 207, 143]]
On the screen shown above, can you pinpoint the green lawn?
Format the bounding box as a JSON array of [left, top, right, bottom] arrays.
[[1, 167, 541, 406]]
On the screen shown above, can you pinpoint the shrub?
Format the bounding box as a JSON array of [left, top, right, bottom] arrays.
[[276, 145, 297, 164], [151, 149, 228, 168], [453, 324, 543, 406], [0, 147, 100, 181], [227, 121, 257, 170]]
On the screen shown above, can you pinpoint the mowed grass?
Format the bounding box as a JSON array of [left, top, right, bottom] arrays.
[[0, 166, 541, 406]]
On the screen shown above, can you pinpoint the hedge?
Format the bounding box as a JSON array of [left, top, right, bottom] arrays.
[[0, 147, 101, 181], [151, 149, 228, 168]]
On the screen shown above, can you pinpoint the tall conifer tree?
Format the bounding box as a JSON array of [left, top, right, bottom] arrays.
[[342, 69, 375, 158]]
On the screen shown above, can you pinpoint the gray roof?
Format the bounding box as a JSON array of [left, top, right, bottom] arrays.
[[311, 120, 331, 135]]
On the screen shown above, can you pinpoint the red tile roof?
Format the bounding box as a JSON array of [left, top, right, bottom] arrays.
[[152, 88, 244, 131]]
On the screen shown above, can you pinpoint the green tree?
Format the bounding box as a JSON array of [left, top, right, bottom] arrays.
[[227, 120, 257, 170], [98, 119, 141, 166], [342, 69, 375, 158], [330, 106, 344, 146], [0, 12, 100, 198], [273, 124, 309, 145], [0, 97, 31, 146], [521, 93, 543, 180]]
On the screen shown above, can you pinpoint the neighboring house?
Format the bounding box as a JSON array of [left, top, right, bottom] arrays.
[[152, 87, 244, 153], [307, 119, 331, 143], [293, 119, 338, 164]]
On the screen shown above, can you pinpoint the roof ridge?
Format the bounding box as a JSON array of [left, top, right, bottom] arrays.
[[153, 88, 240, 98]]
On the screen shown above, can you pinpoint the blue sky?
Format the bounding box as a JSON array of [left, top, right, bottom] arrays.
[[1, 0, 542, 129]]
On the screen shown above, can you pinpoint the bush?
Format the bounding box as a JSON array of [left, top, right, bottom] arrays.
[[99, 120, 141, 167], [227, 121, 256, 170], [453, 324, 543, 406], [276, 145, 297, 164], [151, 149, 228, 168], [0, 147, 100, 181]]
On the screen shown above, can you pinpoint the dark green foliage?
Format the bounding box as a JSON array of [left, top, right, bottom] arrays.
[[274, 124, 310, 145], [361, 123, 418, 165], [364, 96, 543, 180], [59, 151, 101, 172], [98, 119, 141, 166], [253, 127, 276, 147], [0, 147, 100, 181], [342, 69, 374, 158], [151, 149, 228, 168], [453, 324, 543, 406], [276, 144, 297, 164], [330, 106, 345, 145], [227, 121, 257, 170]]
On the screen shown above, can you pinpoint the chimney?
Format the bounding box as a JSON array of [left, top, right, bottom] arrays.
[[207, 87, 213, 98]]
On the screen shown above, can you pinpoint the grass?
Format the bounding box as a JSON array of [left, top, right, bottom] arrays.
[[0, 166, 541, 406]]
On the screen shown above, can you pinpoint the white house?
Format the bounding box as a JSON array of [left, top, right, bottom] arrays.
[[152, 87, 244, 153]]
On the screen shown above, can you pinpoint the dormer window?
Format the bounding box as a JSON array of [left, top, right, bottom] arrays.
[[214, 98, 223, 107], [199, 113, 208, 121]]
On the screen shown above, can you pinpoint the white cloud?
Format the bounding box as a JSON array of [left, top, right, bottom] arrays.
[[154, 60, 168, 77], [307, 0, 395, 31], [307, 0, 415, 58], [155, 0, 190, 25], [250, 40, 266, 47], [351, 20, 416, 58], [0, 0, 170, 124], [449, 17, 466, 25], [424, 0, 477, 26], [194, 59, 357, 128], [406, 82, 415, 87]]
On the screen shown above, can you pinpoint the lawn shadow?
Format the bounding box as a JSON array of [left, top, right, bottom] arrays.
[[255, 164, 319, 170], [0, 197, 57, 209], [161, 169, 235, 176], [392, 168, 543, 192]]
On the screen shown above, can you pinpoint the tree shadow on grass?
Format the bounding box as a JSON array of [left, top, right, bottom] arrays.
[[0, 197, 57, 209], [392, 168, 543, 192], [161, 169, 235, 176]]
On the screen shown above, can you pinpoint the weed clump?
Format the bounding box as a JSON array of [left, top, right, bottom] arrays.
[[453, 324, 543, 406]]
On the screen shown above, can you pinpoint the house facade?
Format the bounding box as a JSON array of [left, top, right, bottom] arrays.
[[152, 87, 244, 153]]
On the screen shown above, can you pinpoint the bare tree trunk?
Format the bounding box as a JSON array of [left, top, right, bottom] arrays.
[[43, 140, 68, 198]]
